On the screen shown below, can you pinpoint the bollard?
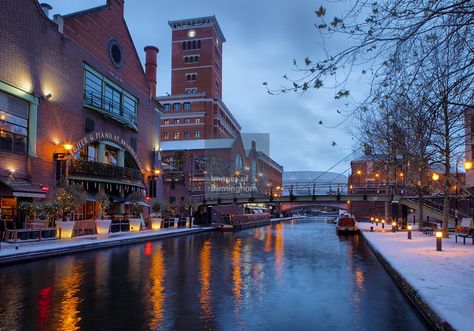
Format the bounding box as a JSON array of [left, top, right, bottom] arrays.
[[381, 220, 385, 229], [392, 222, 397, 233], [407, 225, 412, 239], [370, 226, 373, 232], [15, 245, 18, 250], [436, 231, 442, 251]]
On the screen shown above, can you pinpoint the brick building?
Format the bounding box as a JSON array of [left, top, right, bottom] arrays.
[[0, 0, 161, 222], [157, 16, 283, 216]]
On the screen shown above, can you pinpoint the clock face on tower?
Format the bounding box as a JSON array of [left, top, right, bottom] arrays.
[[187, 29, 196, 38]]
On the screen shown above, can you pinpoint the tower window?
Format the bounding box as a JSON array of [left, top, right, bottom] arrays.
[[192, 40, 196, 49], [197, 40, 201, 48], [186, 74, 197, 82], [182, 41, 187, 50]]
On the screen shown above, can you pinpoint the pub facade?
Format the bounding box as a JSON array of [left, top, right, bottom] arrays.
[[0, 0, 162, 225]]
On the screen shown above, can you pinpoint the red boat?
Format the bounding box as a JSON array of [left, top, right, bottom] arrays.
[[336, 215, 358, 233]]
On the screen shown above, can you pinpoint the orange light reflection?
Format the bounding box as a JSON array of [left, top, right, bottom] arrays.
[[200, 240, 212, 322], [148, 244, 166, 330]]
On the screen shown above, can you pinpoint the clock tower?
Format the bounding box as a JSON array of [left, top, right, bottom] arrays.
[[168, 16, 225, 98]]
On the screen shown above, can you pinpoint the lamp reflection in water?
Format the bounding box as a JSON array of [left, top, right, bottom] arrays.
[[264, 226, 272, 253], [232, 239, 243, 307], [274, 223, 284, 281], [148, 243, 166, 330], [199, 240, 212, 322], [57, 262, 84, 331]]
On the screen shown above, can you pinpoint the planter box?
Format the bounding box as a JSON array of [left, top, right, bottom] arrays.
[[150, 218, 162, 230], [129, 218, 142, 232], [56, 221, 75, 239], [95, 219, 112, 235]]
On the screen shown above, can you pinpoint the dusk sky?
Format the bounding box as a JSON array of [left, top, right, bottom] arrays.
[[47, 0, 359, 175]]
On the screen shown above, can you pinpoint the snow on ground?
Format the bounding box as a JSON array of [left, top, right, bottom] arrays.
[[0, 227, 212, 258], [358, 222, 474, 331]]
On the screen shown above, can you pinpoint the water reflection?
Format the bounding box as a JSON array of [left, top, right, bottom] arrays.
[[232, 239, 243, 307], [199, 239, 212, 323], [0, 221, 430, 331], [274, 222, 284, 280], [148, 243, 166, 330], [264, 226, 272, 252], [56, 262, 84, 331]]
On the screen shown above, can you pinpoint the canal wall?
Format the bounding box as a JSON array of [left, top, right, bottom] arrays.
[[359, 230, 455, 331], [0, 227, 214, 266]]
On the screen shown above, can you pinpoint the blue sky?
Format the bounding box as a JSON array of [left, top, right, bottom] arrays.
[[47, 0, 358, 175]]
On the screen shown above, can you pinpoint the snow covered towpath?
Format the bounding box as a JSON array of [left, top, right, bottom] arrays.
[[358, 222, 474, 331]]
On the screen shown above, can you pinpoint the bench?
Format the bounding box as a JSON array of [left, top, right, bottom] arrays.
[[454, 228, 474, 245], [5, 228, 57, 243], [422, 223, 438, 236]]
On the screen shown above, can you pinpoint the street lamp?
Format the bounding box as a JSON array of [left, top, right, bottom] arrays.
[[63, 143, 73, 186], [407, 225, 412, 239]]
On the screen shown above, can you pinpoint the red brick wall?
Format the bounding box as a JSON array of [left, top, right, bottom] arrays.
[[0, 0, 159, 198]]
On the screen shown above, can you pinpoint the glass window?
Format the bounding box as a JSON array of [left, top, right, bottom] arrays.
[[104, 84, 121, 115], [164, 120, 169, 125], [0, 92, 29, 154], [184, 131, 189, 139], [123, 94, 137, 125], [173, 103, 180, 111], [174, 119, 180, 124], [195, 118, 201, 123], [163, 104, 170, 112], [87, 145, 96, 161], [185, 118, 190, 124], [183, 102, 191, 110], [182, 41, 187, 50], [83, 65, 138, 127], [174, 132, 180, 139], [164, 132, 170, 140], [236, 154, 243, 172], [105, 149, 118, 165], [84, 70, 102, 108], [194, 131, 201, 138]]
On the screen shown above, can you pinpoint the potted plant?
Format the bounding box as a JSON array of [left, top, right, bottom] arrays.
[[18, 202, 42, 223], [150, 200, 163, 230], [95, 190, 111, 234], [183, 197, 199, 228], [42, 202, 60, 227], [126, 191, 144, 232], [55, 184, 85, 238]]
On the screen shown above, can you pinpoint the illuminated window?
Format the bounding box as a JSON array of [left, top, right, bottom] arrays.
[[174, 132, 180, 139], [164, 132, 170, 140], [194, 131, 201, 138]]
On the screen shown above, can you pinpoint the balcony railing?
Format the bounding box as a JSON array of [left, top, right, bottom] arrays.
[[69, 160, 143, 182], [83, 90, 137, 129]]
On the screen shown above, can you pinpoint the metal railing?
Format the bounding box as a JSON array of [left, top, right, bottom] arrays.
[[69, 159, 143, 182]]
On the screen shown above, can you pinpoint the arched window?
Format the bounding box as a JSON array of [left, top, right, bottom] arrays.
[[197, 40, 201, 48], [184, 57, 189, 63], [235, 154, 243, 173], [187, 41, 192, 49], [182, 41, 187, 50], [192, 40, 197, 49]]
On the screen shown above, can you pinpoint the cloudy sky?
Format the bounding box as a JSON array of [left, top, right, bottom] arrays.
[[47, 0, 360, 175]]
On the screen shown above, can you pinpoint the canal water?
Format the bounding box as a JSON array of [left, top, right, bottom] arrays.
[[0, 218, 430, 331]]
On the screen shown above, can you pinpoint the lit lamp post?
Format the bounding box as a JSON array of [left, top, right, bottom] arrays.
[[431, 172, 439, 193], [436, 231, 443, 251], [391, 221, 397, 232], [407, 225, 412, 239], [63, 143, 73, 186], [463, 161, 473, 218], [381, 219, 385, 229]]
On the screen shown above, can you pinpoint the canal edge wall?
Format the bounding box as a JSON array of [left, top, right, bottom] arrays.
[[359, 230, 455, 331], [0, 228, 215, 266]]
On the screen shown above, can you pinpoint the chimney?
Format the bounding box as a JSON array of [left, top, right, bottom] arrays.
[[40, 3, 52, 18], [53, 14, 64, 34], [144, 46, 159, 98]]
